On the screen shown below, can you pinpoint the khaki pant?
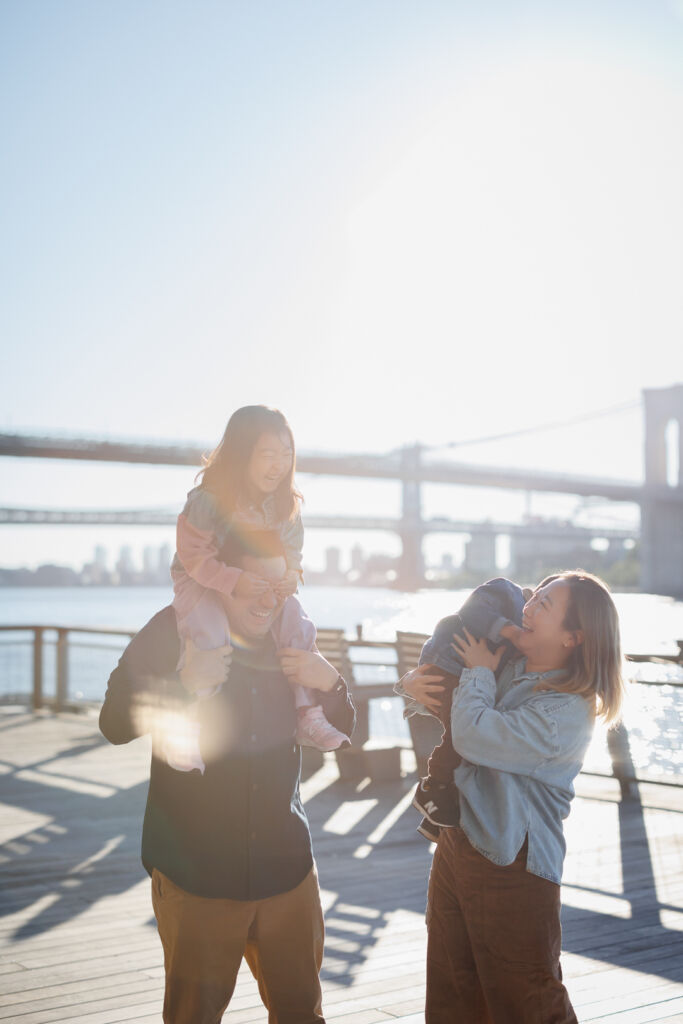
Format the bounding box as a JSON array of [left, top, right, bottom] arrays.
[[426, 828, 577, 1024], [152, 867, 325, 1024]]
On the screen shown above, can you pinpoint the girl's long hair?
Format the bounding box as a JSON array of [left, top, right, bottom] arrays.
[[197, 406, 302, 523], [536, 570, 625, 726]]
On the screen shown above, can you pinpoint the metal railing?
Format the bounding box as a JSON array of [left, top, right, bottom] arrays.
[[1, 624, 681, 791], [0, 625, 135, 710]]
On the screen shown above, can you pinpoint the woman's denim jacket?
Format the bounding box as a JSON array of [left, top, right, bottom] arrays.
[[402, 658, 595, 884]]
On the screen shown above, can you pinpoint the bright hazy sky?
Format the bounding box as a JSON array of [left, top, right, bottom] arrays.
[[2, 0, 683, 569]]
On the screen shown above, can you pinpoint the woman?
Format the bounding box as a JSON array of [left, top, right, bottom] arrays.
[[401, 570, 624, 1023]]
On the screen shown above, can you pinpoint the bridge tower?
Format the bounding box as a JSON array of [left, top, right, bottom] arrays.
[[641, 384, 683, 597], [397, 444, 425, 590]]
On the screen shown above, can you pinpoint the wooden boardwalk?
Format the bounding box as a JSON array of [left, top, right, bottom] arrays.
[[0, 707, 682, 1023]]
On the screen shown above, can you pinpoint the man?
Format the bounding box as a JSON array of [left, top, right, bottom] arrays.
[[99, 529, 355, 1023]]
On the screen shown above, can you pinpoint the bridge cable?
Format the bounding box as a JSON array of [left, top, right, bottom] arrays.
[[425, 398, 642, 451]]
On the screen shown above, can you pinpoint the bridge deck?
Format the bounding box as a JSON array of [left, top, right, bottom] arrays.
[[1, 708, 682, 1023], [0, 432, 649, 501]]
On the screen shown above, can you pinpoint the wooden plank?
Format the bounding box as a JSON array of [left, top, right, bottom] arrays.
[[0, 710, 682, 1023]]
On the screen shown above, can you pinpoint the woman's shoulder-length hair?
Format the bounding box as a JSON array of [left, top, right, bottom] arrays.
[[537, 570, 625, 727]]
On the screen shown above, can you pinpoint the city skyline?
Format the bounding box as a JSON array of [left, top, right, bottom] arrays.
[[0, 517, 638, 590]]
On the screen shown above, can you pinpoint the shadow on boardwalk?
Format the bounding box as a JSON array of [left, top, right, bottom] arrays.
[[1, 708, 682, 1020], [0, 712, 431, 979]]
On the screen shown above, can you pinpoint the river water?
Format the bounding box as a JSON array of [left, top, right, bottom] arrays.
[[1, 585, 682, 783]]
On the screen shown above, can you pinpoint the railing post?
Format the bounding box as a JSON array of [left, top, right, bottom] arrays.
[[607, 722, 637, 800], [353, 698, 370, 748], [56, 628, 69, 710], [32, 627, 44, 710]]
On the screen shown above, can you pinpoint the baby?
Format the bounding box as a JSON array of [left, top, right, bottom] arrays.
[[403, 577, 531, 840]]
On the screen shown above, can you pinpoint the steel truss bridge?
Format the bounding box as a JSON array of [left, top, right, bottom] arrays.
[[0, 505, 636, 539], [0, 432, 643, 500], [1, 392, 682, 595]]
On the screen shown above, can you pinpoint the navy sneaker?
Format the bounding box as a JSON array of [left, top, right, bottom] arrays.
[[417, 817, 441, 842], [412, 778, 459, 828]]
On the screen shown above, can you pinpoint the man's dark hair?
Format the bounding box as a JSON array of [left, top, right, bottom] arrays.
[[218, 528, 286, 569]]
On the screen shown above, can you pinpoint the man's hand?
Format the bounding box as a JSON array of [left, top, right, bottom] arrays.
[[179, 639, 232, 694], [278, 648, 339, 692], [399, 664, 446, 714]]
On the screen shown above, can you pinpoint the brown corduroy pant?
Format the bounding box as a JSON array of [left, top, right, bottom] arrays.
[[425, 828, 578, 1024], [151, 867, 325, 1024]]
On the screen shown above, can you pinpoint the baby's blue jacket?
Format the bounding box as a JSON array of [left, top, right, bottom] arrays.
[[419, 577, 526, 677]]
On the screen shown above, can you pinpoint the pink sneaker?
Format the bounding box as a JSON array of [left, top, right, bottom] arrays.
[[296, 705, 351, 752]]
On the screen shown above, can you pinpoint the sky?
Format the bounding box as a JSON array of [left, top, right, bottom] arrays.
[[2, 0, 683, 570]]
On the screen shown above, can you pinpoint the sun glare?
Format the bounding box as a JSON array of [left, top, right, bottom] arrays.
[[344, 55, 683, 418]]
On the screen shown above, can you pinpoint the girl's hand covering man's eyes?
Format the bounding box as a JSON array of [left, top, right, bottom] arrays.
[[233, 571, 270, 598], [274, 570, 300, 599]]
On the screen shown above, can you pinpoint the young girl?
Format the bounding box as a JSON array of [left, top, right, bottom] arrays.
[[168, 405, 350, 772]]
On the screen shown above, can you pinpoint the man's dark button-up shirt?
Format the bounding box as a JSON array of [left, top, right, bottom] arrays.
[[99, 606, 355, 900]]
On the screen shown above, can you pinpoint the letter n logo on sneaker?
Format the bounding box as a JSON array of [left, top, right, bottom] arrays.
[[424, 800, 438, 815]]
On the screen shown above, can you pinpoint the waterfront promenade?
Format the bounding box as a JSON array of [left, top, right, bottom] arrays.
[[1, 707, 682, 1023]]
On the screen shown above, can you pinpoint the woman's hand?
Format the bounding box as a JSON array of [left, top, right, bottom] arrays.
[[278, 648, 339, 692], [451, 629, 504, 672], [274, 570, 300, 600], [233, 571, 271, 599], [399, 664, 445, 714]]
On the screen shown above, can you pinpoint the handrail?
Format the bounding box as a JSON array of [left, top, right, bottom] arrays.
[[1, 624, 682, 701], [0, 624, 137, 637], [1, 622, 681, 660], [0, 624, 135, 711], [1, 623, 681, 792]]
